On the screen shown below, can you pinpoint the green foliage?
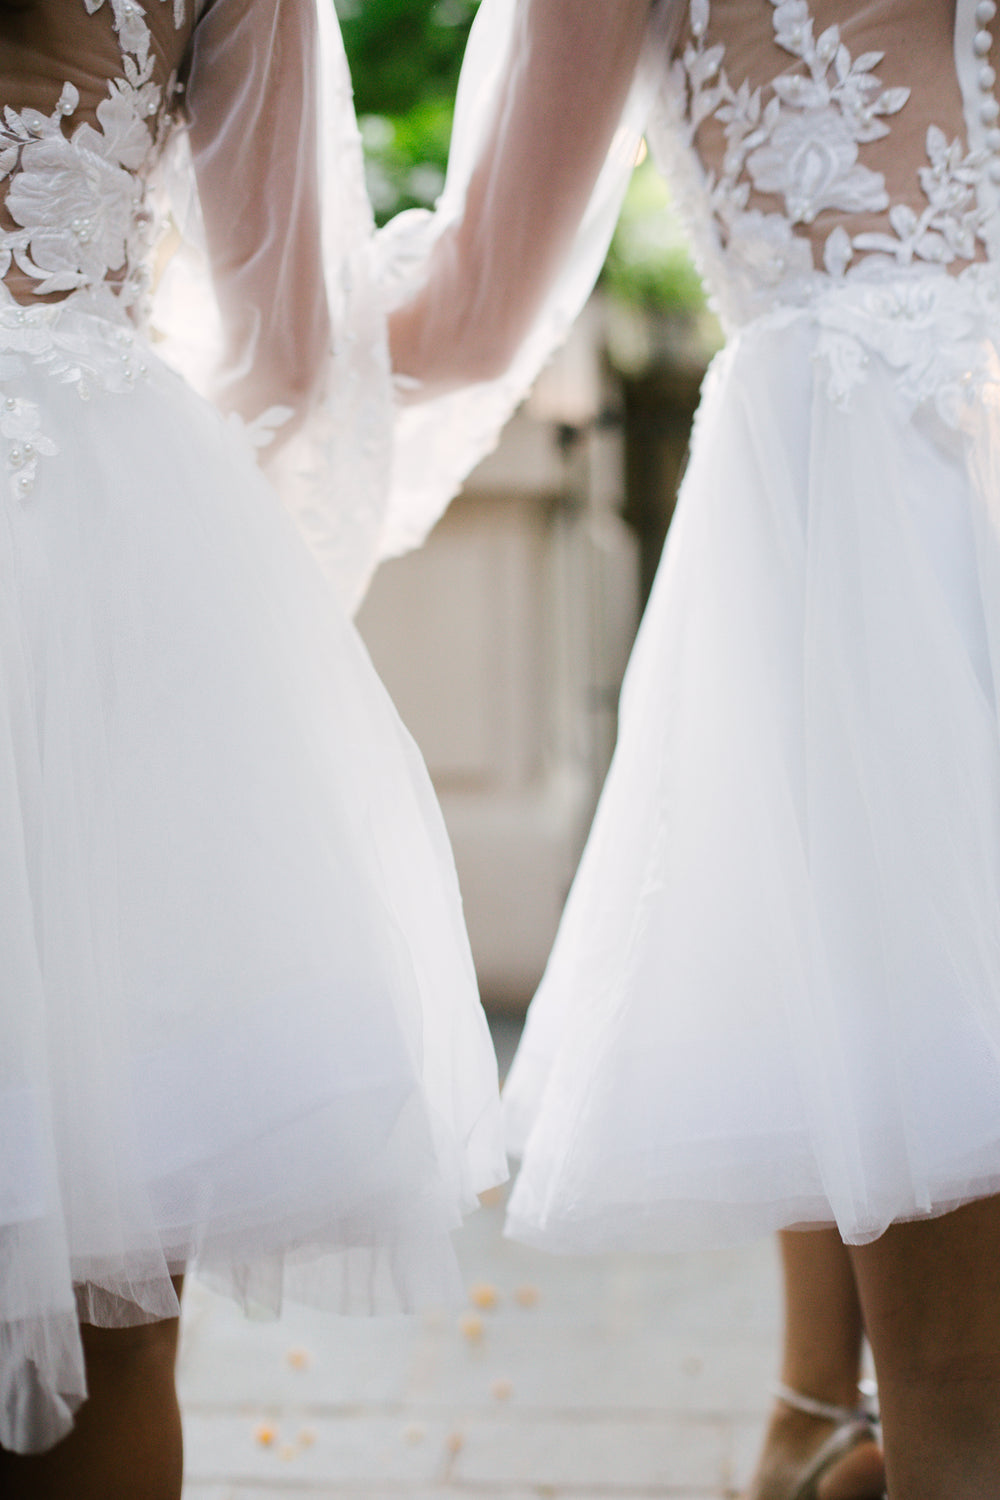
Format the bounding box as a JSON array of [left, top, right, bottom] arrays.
[[357, 98, 455, 220], [336, 0, 479, 220], [337, 0, 478, 115], [603, 157, 707, 318]]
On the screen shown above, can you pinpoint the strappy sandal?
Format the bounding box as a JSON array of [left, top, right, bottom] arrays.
[[770, 1382, 884, 1500]]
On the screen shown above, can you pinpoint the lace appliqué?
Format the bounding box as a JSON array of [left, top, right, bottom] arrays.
[[0, 0, 185, 498], [665, 0, 996, 306], [0, 391, 57, 500], [648, 0, 1000, 422], [742, 265, 1000, 425]]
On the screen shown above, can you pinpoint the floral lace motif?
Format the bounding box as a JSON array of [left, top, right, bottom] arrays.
[[648, 0, 1000, 417], [655, 0, 1000, 321], [734, 263, 1000, 430], [0, 0, 185, 498]]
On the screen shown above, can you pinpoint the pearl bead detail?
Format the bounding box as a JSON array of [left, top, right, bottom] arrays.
[[978, 0, 997, 22], [975, 28, 993, 55]]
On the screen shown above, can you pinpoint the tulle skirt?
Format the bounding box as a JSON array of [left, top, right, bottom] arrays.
[[504, 273, 1000, 1257], [0, 344, 505, 1453]]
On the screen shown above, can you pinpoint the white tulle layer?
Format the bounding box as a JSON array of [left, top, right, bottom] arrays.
[[505, 290, 1000, 1257], [0, 356, 505, 1454]]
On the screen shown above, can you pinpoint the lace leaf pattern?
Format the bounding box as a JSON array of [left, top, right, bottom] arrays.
[[851, 124, 985, 264], [0, 0, 185, 498], [678, 0, 994, 282], [652, 0, 1000, 417]]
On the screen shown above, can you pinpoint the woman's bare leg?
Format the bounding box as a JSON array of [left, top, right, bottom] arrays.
[[0, 1274, 185, 1500], [849, 1196, 1000, 1500], [777, 1228, 866, 1406], [744, 1230, 884, 1500]]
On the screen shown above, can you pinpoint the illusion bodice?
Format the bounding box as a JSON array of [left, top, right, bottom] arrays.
[[0, 0, 399, 614], [651, 0, 1000, 326], [0, 0, 194, 310]]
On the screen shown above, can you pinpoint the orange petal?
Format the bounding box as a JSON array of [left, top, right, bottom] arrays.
[[458, 1311, 484, 1341]]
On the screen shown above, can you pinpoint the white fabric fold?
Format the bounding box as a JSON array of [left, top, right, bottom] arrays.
[[504, 303, 1000, 1252]]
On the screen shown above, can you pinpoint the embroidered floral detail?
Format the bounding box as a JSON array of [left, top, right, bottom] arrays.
[[0, 295, 154, 393], [660, 0, 996, 314], [725, 208, 813, 285], [1, 0, 184, 298], [849, 125, 986, 266], [745, 106, 890, 223], [0, 0, 186, 493], [679, 1, 909, 240], [808, 265, 1000, 423], [3, 115, 145, 297], [0, 295, 159, 497], [86, 0, 157, 70], [225, 405, 295, 455], [0, 387, 57, 499]]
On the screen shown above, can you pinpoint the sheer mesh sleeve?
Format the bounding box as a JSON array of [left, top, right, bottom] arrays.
[[378, 0, 673, 559], [157, 0, 394, 612], [183, 0, 330, 421], [156, 0, 672, 608]]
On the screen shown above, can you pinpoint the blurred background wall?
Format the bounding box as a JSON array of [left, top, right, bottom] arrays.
[[341, 0, 719, 1010]]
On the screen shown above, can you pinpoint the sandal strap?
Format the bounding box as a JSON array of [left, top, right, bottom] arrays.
[[771, 1381, 874, 1427], [791, 1418, 880, 1500]]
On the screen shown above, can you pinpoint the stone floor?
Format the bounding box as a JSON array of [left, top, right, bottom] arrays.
[[178, 1022, 782, 1500]]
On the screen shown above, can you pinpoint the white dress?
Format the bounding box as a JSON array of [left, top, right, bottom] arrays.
[[486, 0, 1000, 1257], [0, 0, 649, 1454], [0, 0, 569, 1457]]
